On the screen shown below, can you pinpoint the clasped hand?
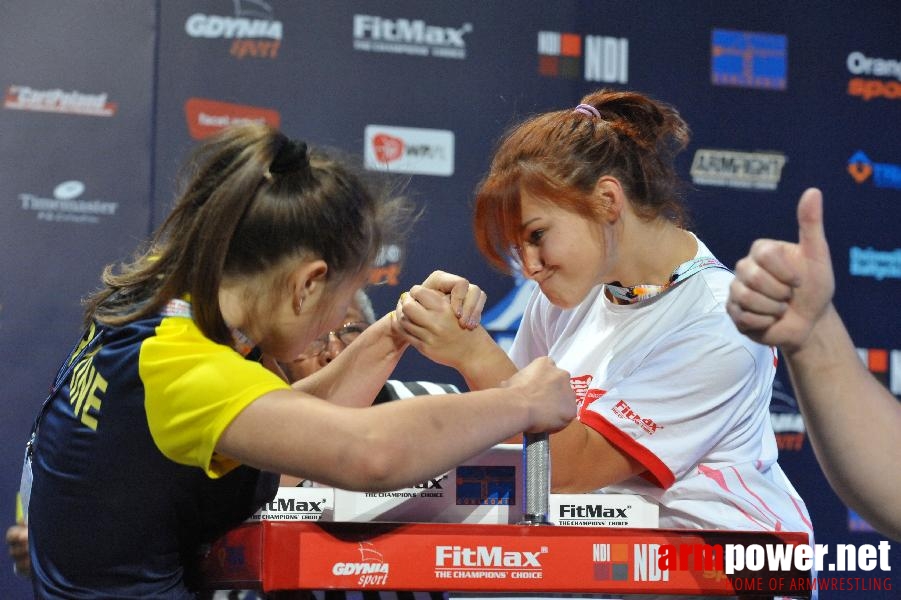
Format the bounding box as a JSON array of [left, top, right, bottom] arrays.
[[393, 270, 486, 368]]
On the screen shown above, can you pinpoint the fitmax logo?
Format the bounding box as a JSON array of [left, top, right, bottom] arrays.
[[560, 504, 628, 519], [612, 399, 663, 435], [435, 546, 546, 568], [354, 15, 470, 47], [353, 14, 471, 59], [260, 499, 324, 512], [414, 475, 447, 490]]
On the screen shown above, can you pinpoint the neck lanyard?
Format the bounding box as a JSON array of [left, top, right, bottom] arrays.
[[164, 298, 263, 361], [605, 256, 728, 304], [25, 323, 105, 457]]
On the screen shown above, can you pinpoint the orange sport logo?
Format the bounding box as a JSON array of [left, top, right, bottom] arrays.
[[846, 51, 901, 101]]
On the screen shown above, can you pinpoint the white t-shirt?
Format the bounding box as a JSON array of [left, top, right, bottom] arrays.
[[509, 237, 814, 538]]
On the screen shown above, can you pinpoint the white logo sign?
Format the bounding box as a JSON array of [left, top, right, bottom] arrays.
[[19, 180, 118, 224], [365, 125, 455, 177], [690, 149, 787, 190], [354, 14, 471, 59]]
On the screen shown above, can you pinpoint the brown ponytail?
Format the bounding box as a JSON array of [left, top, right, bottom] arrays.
[[83, 124, 412, 344]]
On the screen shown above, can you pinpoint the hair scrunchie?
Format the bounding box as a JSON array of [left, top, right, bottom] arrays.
[[573, 103, 601, 118], [265, 135, 309, 180]]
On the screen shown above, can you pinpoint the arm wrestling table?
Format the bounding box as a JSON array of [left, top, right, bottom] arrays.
[[198, 435, 812, 597]]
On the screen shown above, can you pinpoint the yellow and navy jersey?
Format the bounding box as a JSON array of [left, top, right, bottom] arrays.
[[29, 301, 288, 599]]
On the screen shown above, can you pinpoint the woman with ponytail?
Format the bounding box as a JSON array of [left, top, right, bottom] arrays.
[[23, 124, 577, 598], [397, 89, 814, 540]]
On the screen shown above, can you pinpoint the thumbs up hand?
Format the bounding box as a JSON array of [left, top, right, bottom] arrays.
[[727, 188, 836, 354]]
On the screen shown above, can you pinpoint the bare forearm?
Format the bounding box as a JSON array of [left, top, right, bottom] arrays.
[[550, 420, 644, 492], [337, 389, 533, 490], [293, 315, 407, 406], [221, 388, 531, 491], [454, 327, 519, 390], [784, 305, 901, 538]]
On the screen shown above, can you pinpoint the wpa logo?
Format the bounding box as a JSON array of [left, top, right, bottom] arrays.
[[371, 133, 404, 163], [364, 125, 454, 176]]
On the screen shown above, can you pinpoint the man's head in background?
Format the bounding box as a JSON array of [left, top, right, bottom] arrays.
[[281, 289, 376, 382]]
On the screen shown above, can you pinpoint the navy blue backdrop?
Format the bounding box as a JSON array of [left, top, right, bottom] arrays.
[[1, 1, 898, 597]]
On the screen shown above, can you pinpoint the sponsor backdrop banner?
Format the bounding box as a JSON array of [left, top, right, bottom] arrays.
[[0, 2, 157, 596], [1, 1, 898, 597]]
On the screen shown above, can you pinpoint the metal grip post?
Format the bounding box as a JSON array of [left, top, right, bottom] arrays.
[[520, 432, 550, 525]]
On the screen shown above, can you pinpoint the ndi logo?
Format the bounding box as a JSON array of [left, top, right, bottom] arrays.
[[711, 29, 787, 90], [593, 543, 629, 581], [537, 31, 628, 83]]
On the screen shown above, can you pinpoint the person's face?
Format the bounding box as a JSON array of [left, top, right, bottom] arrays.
[[283, 289, 370, 381], [518, 193, 609, 308]]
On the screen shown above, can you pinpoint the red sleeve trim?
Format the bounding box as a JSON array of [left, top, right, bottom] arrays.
[[578, 408, 676, 489]]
